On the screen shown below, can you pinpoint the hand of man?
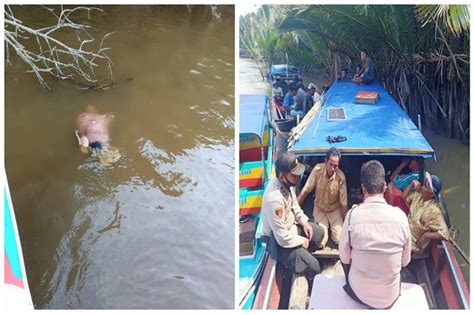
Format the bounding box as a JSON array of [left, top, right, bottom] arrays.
[[412, 180, 422, 192], [302, 238, 310, 249], [303, 222, 313, 241], [401, 158, 410, 167], [415, 233, 428, 254]]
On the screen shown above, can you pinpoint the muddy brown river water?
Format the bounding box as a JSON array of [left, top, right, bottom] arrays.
[[5, 6, 234, 309], [240, 57, 470, 287]]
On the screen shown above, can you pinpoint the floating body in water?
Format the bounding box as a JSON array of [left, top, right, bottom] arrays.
[[75, 105, 120, 164]]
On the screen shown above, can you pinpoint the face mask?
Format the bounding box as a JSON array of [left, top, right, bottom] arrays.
[[282, 174, 301, 189]]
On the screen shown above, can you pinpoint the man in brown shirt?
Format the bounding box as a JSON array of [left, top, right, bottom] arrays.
[[401, 172, 449, 254], [298, 148, 348, 247]]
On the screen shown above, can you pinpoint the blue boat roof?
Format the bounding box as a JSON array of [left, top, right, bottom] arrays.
[[289, 81, 436, 159], [270, 64, 300, 76], [240, 94, 268, 140]]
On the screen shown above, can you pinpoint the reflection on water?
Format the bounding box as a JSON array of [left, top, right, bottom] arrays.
[[5, 6, 234, 309], [239, 59, 270, 94]]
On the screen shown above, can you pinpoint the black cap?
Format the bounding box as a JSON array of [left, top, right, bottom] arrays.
[[275, 152, 305, 176], [426, 172, 442, 202]]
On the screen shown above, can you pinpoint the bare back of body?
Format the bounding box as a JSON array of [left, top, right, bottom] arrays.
[[77, 112, 110, 144]]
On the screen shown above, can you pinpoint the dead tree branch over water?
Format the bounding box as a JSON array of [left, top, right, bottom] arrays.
[[4, 5, 115, 91]]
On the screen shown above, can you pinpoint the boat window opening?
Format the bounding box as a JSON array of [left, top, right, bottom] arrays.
[[297, 155, 416, 212], [327, 107, 347, 121]]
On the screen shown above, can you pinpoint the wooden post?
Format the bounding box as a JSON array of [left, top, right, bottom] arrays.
[[288, 273, 308, 309]]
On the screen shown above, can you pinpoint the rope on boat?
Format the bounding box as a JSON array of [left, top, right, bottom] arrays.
[[448, 227, 470, 265], [449, 239, 470, 265]]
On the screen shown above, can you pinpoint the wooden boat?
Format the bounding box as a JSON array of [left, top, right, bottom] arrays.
[[269, 64, 301, 81], [239, 94, 276, 309], [239, 161, 265, 189], [239, 95, 270, 163], [252, 80, 470, 309], [4, 171, 34, 310]]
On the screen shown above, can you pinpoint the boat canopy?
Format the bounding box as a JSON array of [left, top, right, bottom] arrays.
[[240, 94, 268, 143], [270, 64, 300, 79], [289, 81, 436, 159]]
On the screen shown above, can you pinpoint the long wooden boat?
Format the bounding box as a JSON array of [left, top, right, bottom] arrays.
[[4, 171, 34, 310], [239, 94, 275, 309], [253, 80, 470, 310], [269, 64, 301, 81]]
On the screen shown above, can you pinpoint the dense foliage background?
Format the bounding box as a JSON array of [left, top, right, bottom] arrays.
[[240, 5, 470, 141]]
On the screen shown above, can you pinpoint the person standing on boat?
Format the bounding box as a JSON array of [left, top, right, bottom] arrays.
[[353, 49, 375, 85], [291, 83, 307, 117], [402, 172, 449, 255], [305, 83, 318, 112], [297, 147, 348, 248], [339, 160, 411, 309], [283, 83, 298, 112], [261, 152, 325, 278]]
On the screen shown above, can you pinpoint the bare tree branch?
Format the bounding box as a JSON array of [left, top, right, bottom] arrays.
[[4, 5, 115, 91]]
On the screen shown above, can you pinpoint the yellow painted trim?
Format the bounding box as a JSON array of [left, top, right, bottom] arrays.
[[239, 168, 264, 180], [239, 195, 263, 208]]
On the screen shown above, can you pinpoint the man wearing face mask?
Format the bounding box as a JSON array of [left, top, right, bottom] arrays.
[[261, 152, 325, 278], [298, 147, 348, 248]]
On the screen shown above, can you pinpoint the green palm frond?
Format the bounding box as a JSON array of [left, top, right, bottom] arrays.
[[416, 5, 470, 35]]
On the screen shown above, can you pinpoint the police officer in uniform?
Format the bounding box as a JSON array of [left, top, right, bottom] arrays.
[[261, 152, 325, 278]]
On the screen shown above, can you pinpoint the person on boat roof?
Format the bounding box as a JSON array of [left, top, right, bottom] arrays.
[[298, 147, 348, 248], [339, 160, 411, 309], [261, 152, 325, 279], [353, 49, 375, 85], [338, 68, 351, 82], [353, 64, 362, 81], [283, 83, 298, 112], [385, 157, 420, 213], [401, 172, 449, 255], [272, 80, 284, 102], [305, 83, 318, 110]]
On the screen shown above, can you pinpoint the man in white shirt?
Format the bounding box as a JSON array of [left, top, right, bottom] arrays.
[[339, 160, 411, 309]]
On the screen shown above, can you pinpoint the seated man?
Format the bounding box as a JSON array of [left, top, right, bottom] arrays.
[[353, 64, 362, 81], [385, 158, 420, 211], [338, 68, 351, 82], [291, 84, 307, 118], [339, 160, 411, 309], [304, 82, 318, 112], [283, 83, 298, 112], [76, 105, 120, 164], [261, 152, 325, 279], [276, 78, 289, 96], [298, 147, 348, 248], [403, 173, 449, 255], [353, 49, 375, 85], [272, 80, 284, 102]]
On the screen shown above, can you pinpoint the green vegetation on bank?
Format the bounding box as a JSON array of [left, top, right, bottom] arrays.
[[240, 5, 469, 142]]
